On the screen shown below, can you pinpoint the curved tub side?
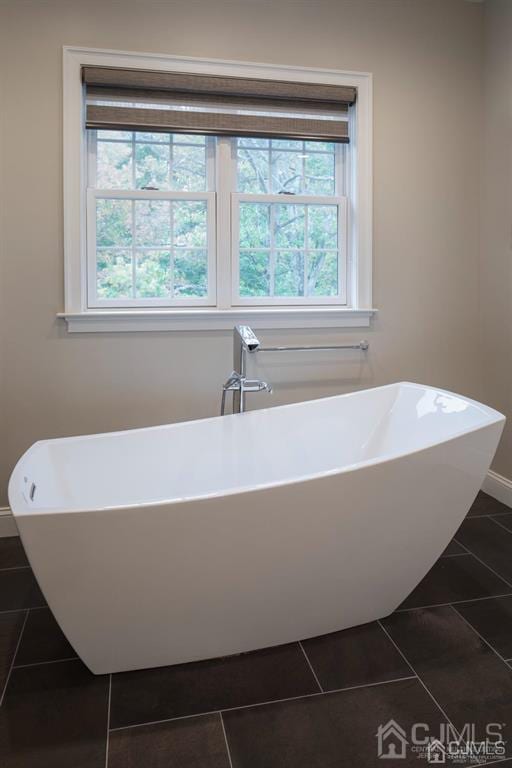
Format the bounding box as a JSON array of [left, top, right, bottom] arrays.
[[13, 418, 504, 674]]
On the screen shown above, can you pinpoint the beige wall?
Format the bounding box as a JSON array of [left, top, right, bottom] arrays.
[[0, 0, 485, 505], [479, 0, 512, 478]]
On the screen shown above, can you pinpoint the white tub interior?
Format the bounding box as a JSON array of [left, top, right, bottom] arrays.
[[11, 382, 502, 514]]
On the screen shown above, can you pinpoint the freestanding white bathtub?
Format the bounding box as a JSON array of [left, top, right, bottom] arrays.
[[8, 382, 505, 674]]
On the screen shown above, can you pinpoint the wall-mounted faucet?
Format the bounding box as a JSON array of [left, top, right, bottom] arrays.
[[220, 326, 272, 415]]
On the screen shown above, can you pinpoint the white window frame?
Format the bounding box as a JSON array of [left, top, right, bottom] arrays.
[[231, 194, 347, 306], [86, 132, 217, 308], [60, 46, 375, 332]]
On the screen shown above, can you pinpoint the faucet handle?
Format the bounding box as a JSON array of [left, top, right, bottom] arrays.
[[222, 371, 242, 391], [242, 379, 272, 394]]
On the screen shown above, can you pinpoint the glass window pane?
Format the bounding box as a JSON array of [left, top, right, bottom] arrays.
[[305, 141, 335, 152], [172, 145, 206, 191], [135, 143, 170, 189], [274, 204, 305, 249], [135, 132, 169, 143], [135, 250, 171, 298], [96, 199, 132, 247], [97, 141, 132, 188], [308, 205, 338, 250], [239, 203, 270, 249], [97, 249, 132, 299], [239, 251, 270, 297], [173, 134, 206, 145], [173, 201, 207, 248], [275, 251, 304, 297], [174, 250, 208, 297], [271, 139, 302, 151], [135, 200, 171, 247], [307, 250, 338, 296], [237, 148, 269, 193], [237, 138, 269, 149], [271, 151, 302, 194], [98, 130, 132, 142], [305, 153, 335, 196]]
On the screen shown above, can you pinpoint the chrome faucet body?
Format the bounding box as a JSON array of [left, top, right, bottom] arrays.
[[220, 324, 369, 415], [221, 326, 272, 415]]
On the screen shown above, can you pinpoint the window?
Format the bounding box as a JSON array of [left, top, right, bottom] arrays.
[[88, 131, 215, 306], [87, 132, 346, 308], [62, 49, 373, 331], [233, 138, 345, 304]]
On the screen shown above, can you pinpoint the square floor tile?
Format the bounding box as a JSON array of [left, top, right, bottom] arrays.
[[14, 607, 76, 666], [301, 621, 412, 692], [399, 553, 510, 609], [455, 595, 512, 660], [0, 659, 109, 768], [0, 569, 46, 611], [223, 677, 448, 768], [109, 714, 231, 768], [467, 491, 510, 517], [0, 611, 26, 694], [382, 606, 512, 745], [456, 518, 512, 585], [0, 538, 28, 569], [110, 643, 318, 729]]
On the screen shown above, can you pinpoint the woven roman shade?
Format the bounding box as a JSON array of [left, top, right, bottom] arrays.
[[83, 66, 354, 143]]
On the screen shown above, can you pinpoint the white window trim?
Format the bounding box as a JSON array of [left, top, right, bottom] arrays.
[[60, 46, 375, 332]]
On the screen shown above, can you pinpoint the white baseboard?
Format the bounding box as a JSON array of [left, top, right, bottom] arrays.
[[482, 470, 512, 510], [0, 469, 510, 540], [0, 508, 19, 538]]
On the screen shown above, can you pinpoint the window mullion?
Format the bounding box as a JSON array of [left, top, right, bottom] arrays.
[[131, 199, 136, 299], [170, 201, 174, 300], [216, 136, 233, 310], [269, 202, 275, 298], [304, 204, 309, 298], [131, 132, 136, 189]]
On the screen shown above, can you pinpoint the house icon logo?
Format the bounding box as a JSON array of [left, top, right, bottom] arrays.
[[427, 739, 446, 764], [376, 719, 408, 759]]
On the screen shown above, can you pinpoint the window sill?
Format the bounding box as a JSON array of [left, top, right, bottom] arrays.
[[57, 307, 377, 333]]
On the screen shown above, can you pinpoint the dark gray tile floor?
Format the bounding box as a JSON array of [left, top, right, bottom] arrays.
[[1, 490, 512, 766]]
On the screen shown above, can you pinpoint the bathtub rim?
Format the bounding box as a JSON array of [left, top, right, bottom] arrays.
[[8, 381, 506, 517]]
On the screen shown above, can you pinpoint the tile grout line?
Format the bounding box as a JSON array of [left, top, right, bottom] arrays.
[[0, 605, 46, 615], [468, 512, 512, 519], [13, 656, 79, 670], [451, 540, 512, 590], [108, 674, 417, 733], [450, 605, 511, 667], [0, 565, 31, 572], [105, 674, 112, 768], [0, 609, 29, 707], [442, 552, 471, 558], [489, 516, 512, 535], [298, 641, 323, 692], [396, 591, 512, 613], [219, 712, 234, 768], [377, 620, 464, 746], [452, 538, 471, 554]]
